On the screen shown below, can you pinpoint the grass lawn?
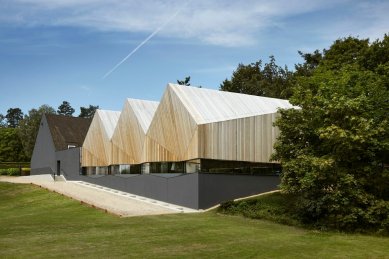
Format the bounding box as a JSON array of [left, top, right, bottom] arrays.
[[1, 182, 388, 258]]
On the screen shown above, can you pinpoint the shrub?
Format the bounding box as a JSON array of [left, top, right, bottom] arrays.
[[0, 162, 30, 169], [0, 168, 8, 175], [219, 200, 236, 211], [218, 193, 302, 227], [7, 168, 20, 176]]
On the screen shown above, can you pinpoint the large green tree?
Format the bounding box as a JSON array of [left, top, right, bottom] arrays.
[[19, 105, 56, 160], [5, 108, 23, 128], [0, 128, 27, 162], [57, 101, 75, 116], [220, 56, 294, 99], [273, 35, 389, 232]]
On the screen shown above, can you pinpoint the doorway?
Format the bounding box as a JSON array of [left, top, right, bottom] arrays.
[[57, 160, 61, 176]]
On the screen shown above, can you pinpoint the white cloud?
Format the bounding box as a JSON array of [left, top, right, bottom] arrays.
[[1, 0, 388, 47]]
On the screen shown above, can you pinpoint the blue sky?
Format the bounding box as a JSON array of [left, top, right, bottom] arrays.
[[0, 0, 388, 116]]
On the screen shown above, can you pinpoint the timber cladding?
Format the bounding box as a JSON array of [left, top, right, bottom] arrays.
[[111, 99, 159, 165], [146, 113, 280, 163], [144, 84, 289, 163], [82, 110, 120, 167], [81, 84, 295, 167], [197, 113, 279, 162], [146, 87, 198, 162]]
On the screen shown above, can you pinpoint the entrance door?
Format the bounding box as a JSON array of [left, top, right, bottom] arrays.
[[57, 160, 61, 176]]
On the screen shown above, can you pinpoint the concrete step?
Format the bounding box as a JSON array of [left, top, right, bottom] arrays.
[[54, 175, 66, 182]]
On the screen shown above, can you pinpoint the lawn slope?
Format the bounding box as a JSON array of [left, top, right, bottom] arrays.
[[0, 182, 388, 258]]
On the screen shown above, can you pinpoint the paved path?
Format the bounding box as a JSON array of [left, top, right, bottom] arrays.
[[0, 175, 198, 217]]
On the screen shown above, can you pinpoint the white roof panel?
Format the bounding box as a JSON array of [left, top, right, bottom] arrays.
[[168, 83, 295, 124], [96, 110, 121, 139], [127, 98, 159, 133]]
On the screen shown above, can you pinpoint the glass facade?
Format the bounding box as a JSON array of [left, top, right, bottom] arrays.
[[82, 159, 279, 176], [119, 164, 141, 174], [96, 166, 108, 175], [141, 162, 187, 174], [200, 159, 280, 175]]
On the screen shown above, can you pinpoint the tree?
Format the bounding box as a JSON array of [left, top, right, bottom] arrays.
[[220, 56, 294, 99], [321, 37, 369, 70], [57, 101, 75, 116], [273, 35, 389, 232], [18, 105, 56, 160], [294, 49, 323, 77], [0, 128, 27, 162], [5, 108, 23, 128], [220, 61, 262, 95], [177, 76, 191, 86], [0, 114, 6, 128], [79, 105, 99, 118]]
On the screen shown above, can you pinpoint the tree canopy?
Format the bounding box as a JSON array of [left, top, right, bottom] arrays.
[[273, 35, 389, 232], [5, 108, 23, 128], [79, 105, 99, 118], [177, 76, 191, 86], [220, 56, 294, 99], [0, 128, 28, 162], [57, 101, 75, 116], [0, 114, 6, 128]]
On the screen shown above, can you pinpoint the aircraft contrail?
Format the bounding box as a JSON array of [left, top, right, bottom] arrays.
[[102, 7, 184, 79]]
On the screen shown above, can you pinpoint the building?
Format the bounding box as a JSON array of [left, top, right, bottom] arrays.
[[82, 109, 121, 175], [144, 83, 294, 173], [30, 114, 91, 175], [31, 84, 295, 209], [110, 99, 159, 173]]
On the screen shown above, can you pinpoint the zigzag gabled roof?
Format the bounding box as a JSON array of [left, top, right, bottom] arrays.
[[126, 98, 159, 133], [168, 83, 295, 124], [95, 109, 121, 139]]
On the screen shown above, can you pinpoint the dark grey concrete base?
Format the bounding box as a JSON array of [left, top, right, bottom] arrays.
[[32, 147, 280, 209], [31, 167, 54, 175], [64, 169, 279, 209], [198, 174, 280, 209]]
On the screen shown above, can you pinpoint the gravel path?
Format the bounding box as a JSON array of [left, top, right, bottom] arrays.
[[0, 175, 197, 217]]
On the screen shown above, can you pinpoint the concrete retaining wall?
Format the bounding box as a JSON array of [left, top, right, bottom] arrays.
[[31, 167, 54, 175], [198, 174, 280, 209], [55, 149, 280, 209]]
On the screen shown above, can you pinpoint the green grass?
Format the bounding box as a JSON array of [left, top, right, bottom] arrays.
[[1, 182, 388, 258]]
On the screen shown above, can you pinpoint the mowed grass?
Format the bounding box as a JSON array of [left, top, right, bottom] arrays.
[[1, 182, 388, 258]]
